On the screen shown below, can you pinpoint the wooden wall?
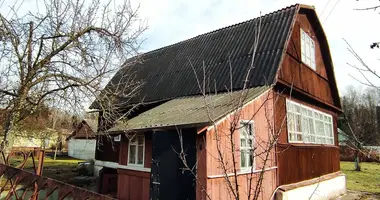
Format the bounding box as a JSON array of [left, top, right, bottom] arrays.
[[117, 133, 152, 200], [204, 90, 277, 200], [273, 92, 340, 186], [119, 133, 152, 168], [72, 122, 95, 139], [277, 144, 340, 185], [118, 169, 150, 200], [278, 12, 337, 107], [95, 135, 120, 162]]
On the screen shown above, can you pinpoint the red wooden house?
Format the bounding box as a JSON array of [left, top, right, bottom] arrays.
[[92, 4, 345, 200]]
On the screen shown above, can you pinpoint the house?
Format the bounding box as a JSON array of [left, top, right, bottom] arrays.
[[92, 4, 345, 200], [67, 119, 98, 160]]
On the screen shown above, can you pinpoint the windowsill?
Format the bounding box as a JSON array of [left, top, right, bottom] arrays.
[[207, 166, 278, 179], [94, 160, 151, 172], [118, 164, 151, 172], [278, 142, 338, 148]]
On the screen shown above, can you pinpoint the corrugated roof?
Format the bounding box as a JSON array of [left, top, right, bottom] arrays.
[[108, 86, 271, 132], [91, 5, 298, 108]]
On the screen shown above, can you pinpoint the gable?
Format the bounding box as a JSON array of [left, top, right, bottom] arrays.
[[71, 121, 96, 139], [276, 6, 341, 110], [92, 5, 299, 108]]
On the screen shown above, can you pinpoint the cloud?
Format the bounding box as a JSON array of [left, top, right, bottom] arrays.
[[137, 0, 380, 93]]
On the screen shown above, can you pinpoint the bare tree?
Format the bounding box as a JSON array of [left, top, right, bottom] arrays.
[[339, 85, 380, 171], [173, 18, 290, 199], [0, 0, 146, 153]]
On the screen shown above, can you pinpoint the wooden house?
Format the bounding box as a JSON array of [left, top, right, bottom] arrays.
[[67, 119, 97, 160], [92, 4, 345, 200]]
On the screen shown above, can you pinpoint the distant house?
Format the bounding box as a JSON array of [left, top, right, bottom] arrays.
[[92, 4, 345, 200], [67, 119, 97, 160], [338, 128, 350, 146]]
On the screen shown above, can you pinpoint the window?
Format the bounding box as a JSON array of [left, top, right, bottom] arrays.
[[114, 135, 121, 142], [301, 29, 316, 70], [286, 99, 334, 145], [240, 121, 254, 171], [128, 134, 145, 166]]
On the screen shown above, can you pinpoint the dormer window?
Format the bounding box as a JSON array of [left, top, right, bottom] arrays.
[[300, 29, 316, 70]]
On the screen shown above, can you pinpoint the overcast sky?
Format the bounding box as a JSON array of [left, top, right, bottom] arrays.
[[136, 0, 380, 95], [3, 0, 380, 96]]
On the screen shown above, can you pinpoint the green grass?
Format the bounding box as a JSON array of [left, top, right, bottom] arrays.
[[341, 161, 380, 193], [9, 156, 83, 169]]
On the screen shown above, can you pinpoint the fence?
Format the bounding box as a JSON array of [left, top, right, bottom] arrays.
[[0, 150, 115, 200]]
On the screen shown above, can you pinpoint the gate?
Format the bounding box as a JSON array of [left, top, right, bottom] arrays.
[[0, 150, 115, 200]]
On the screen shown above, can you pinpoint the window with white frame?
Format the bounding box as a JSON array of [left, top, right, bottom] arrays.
[[128, 134, 145, 166], [114, 135, 121, 142], [286, 99, 334, 145], [240, 121, 254, 171], [301, 29, 316, 70]]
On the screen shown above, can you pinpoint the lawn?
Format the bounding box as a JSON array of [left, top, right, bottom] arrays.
[[341, 161, 380, 193], [7, 156, 88, 186]]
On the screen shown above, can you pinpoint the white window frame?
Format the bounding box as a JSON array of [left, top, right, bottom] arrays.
[[114, 135, 121, 142], [301, 29, 316, 70], [127, 134, 145, 167], [240, 120, 255, 172], [286, 99, 334, 145]]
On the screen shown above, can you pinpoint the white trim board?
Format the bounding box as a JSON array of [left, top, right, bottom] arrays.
[[207, 166, 277, 179], [94, 160, 151, 173]]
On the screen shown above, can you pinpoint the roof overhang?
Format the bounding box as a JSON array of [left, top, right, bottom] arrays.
[[101, 86, 272, 134]]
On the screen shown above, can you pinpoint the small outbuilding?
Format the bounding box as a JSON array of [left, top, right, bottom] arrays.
[[67, 119, 97, 160]]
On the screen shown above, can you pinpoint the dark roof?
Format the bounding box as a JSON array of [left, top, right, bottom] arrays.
[[92, 4, 299, 108]]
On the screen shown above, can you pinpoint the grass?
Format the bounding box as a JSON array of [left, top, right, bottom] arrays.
[[341, 161, 380, 193], [5, 156, 85, 186], [9, 156, 83, 169]]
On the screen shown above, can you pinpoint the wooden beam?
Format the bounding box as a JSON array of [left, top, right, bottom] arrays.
[[276, 80, 342, 112]]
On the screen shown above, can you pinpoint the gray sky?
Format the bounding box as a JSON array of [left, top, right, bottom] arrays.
[[137, 0, 380, 95], [2, 0, 380, 96]]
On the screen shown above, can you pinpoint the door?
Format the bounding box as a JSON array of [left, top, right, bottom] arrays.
[[150, 129, 197, 200]]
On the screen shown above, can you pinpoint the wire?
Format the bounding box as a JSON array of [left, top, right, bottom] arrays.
[[323, 0, 341, 24], [319, 0, 332, 17]]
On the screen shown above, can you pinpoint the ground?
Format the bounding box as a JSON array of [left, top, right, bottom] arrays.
[[7, 155, 97, 190], [339, 162, 380, 200]]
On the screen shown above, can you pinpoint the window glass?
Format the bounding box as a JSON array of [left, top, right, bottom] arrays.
[[128, 134, 145, 166], [286, 99, 334, 145], [300, 29, 316, 70], [240, 122, 254, 171]]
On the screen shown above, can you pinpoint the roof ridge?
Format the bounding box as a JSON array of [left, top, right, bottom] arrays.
[[141, 4, 300, 58]]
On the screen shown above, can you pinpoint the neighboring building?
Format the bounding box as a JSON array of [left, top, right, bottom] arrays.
[[67, 119, 97, 160], [92, 4, 345, 200], [338, 128, 350, 146]]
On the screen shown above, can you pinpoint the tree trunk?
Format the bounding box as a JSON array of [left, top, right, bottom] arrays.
[[1, 110, 19, 162], [354, 149, 361, 171]]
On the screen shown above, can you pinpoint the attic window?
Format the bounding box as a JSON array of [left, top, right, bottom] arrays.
[[300, 29, 316, 70]]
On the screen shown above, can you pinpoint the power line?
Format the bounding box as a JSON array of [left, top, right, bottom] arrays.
[[319, 0, 332, 17], [323, 0, 341, 24]]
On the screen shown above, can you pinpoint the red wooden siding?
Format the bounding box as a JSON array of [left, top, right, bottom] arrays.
[[117, 133, 152, 200], [117, 169, 150, 200], [95, 135, 120, 162], [118, 132, 152, 168], [278, 12, 336, 107], [277, 144, 340, 185], [196, 132, 207, 200], [204, 90, 277, 200], [273, 92, 340, 186]]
